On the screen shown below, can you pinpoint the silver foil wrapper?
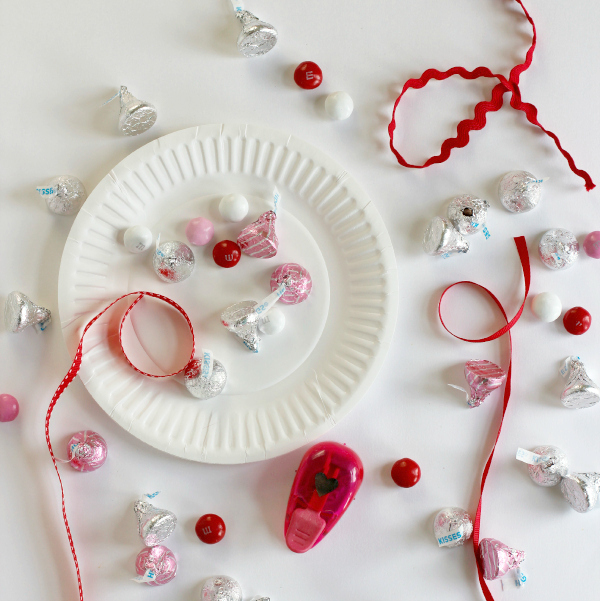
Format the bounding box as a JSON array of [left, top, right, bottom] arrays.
[[184, 358, 227, 400], [118, 86, 157, 136], [538, 228, 579, 270], [560, 472, 600, 513], [134, 500, 177, 546], [4, 291, 51, 333], [221, 300, 260, 352], [202, 575, 243, 601], [527, 445, 568, 487], [447, 194, 490, 236], [423, 217, 469, 256], [498, 171, 541, 213], [560, 357, 600, 409], [433, 507, 473, 548], [43, 175, 87, 215], [153, 240, 195, 283], [236, 10, 278, 57]]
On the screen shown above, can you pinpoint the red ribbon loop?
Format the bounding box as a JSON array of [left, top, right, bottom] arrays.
[[45, 292, 196, 601], [438, 236, 530, 601], [388, 0, 595, 191]]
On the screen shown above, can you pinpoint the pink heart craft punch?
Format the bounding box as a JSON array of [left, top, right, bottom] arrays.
[[284, 441, 363, 553]]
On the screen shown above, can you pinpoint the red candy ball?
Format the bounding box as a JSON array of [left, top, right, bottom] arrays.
[[294, 61, 323, 90], [391, 458, 421, 488], [213, 240, 241, 268], [195, 514, 226, 544], [563, 306, 592, 335]]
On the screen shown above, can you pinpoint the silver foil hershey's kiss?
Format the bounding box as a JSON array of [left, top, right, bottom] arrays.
[[117, 86, 157, 136], [221, 300, 260, 353], [538, 229, 579, 270], [153, 240, 195, 283], [202, 575, 243, 601], [560, 472, 600, 513], [184, 357, 227, 400], [236, 10, 278, 57], [433, 507, 473, 548], [447, 194, 490, 236], [423, 217, 469, 256], [561, 357, 600, 409], [527, 445, 568, 487], [4, 291, 51, 333], [134, 500, 177, 546], [498, 171, 542, 213], [42, 175, 87, 215]]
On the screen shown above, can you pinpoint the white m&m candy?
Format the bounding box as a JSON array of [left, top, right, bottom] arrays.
[[531, 292, 562, 322], [124, 225, 153, 253], [325, 92, 354, 120], [219, 194, 249, 222], [258, 307, 285, 335]]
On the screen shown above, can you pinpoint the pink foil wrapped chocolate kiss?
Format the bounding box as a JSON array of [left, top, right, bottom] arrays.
[[237, 210, 278, 258], [449, 360, 506, 408], [135, 545, 178, 586], [479, 538, 525, 581], [270, 263, 312, 305], [67, 430, 108, 472]]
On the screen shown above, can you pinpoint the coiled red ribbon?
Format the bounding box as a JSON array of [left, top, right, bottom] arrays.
[[438, 236, 530, 600], [45, 292, 195, 601], [389, 0, 595, 191]]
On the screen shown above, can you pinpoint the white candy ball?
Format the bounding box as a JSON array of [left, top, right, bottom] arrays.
[[325, 91, 354, 120], [124, 225, 153, 253], [531, 292, 562, 322], [258, 308, 285, 335], [219, 193, 249, 222]]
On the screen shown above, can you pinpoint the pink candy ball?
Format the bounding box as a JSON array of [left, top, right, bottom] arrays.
[[186, 217, 214, 246], [67, 430, 107, 472], [135, 545, 178, 586], [0, 394, 19, 422], [583, 231, 600, 258]]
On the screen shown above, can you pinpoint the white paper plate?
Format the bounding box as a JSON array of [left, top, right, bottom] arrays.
[[58, 124, 398, 463]]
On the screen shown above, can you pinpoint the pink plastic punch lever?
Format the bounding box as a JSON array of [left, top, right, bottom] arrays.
[[284, 441, 364, 553]]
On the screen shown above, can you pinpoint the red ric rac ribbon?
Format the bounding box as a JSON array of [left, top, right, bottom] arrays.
[[45, 292, 195, 601], [388, 0, 595, 191], [438, 237, 530, 601]]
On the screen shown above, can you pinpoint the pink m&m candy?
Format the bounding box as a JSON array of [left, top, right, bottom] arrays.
[[0, 394, 19, 422], [583, 231, 600, 258], [186, 217, 214, 246]]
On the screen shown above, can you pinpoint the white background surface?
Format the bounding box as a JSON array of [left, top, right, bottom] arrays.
[[1, 1, 600, 599]]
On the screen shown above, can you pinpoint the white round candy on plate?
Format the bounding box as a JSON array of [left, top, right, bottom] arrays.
[[531, 292, 562, 322], [219, 194, 249, 222], [124, 225, 153, 253], [258, 307, 285, 335], [325, 92, 354, 120]]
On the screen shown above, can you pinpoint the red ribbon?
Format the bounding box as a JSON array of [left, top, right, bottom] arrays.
[[438, 236, 530, 601], [388, 0, 595, 191], [45, 292, 195, 601]]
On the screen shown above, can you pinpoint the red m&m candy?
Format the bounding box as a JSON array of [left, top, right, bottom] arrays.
[[213, 240, 241, 268], [391, 458, 421, 488], [195, 514, 226, 544], [563, 306, 592, 335], [294, 61, 323, 90]]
